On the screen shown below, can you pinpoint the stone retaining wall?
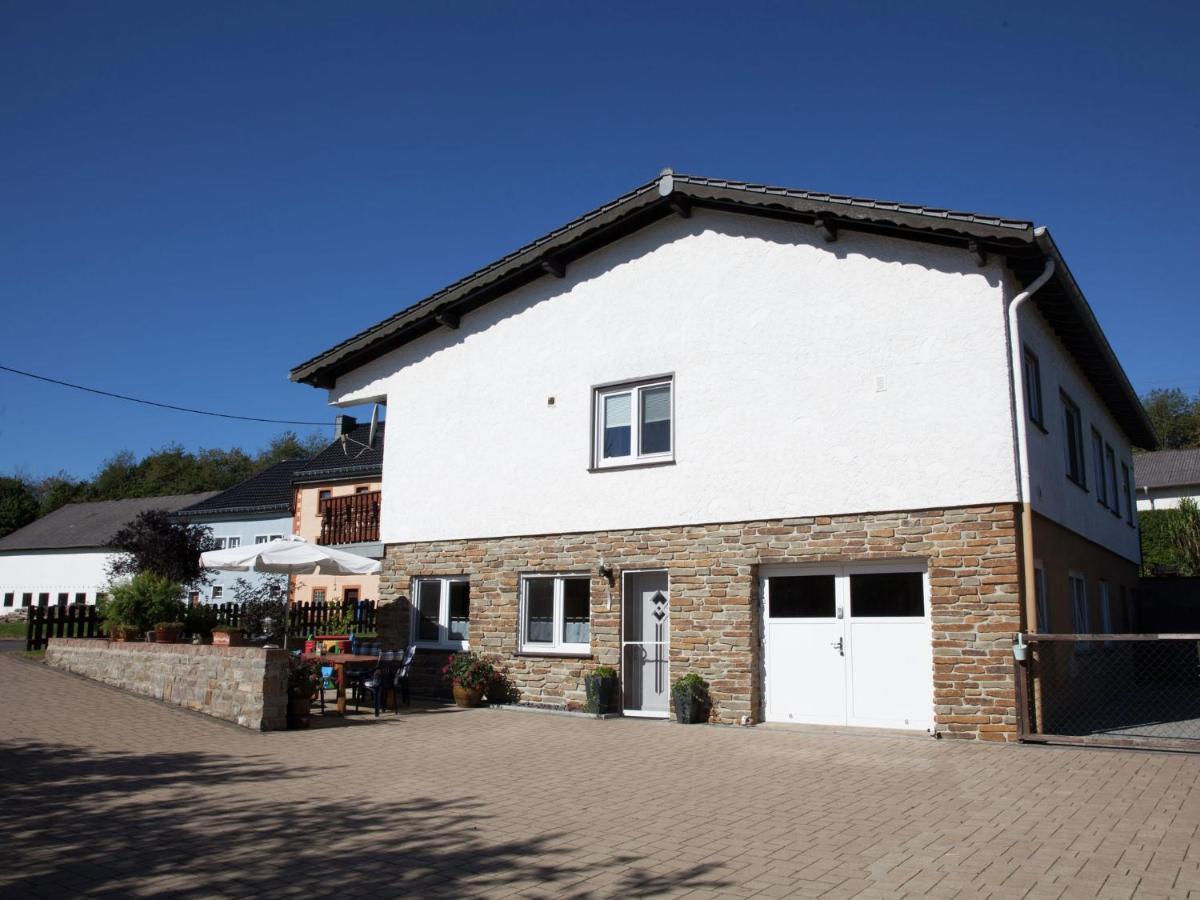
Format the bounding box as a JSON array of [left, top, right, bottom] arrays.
[[45, 638, 288, 731]]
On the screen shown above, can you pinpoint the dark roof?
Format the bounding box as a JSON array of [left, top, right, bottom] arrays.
[[289, 170, 1156, 450], [0, 492, 220, 552], [1134, 449, 1200, 490], [293, 422, 385, 483], [179, 460, 312, 517]]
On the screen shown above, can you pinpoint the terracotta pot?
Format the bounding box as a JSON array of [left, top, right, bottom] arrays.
[[211, 631, 244, 647], [110, 626, 132, 642], [154, 627, 182, 644], [452, 683, 484, 708]]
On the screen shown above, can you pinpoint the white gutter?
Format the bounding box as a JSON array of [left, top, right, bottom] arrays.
[[1009, 250, 1057, 504], [1008, 239, 1056, 633]]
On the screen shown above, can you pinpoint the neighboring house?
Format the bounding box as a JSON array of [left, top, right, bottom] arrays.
[[178, 460, 312, 603], [289, 416, 384, 607], [1133, 449, 1200, 511], [0, 492, 218, 610], [289, 171, 1155, 740]]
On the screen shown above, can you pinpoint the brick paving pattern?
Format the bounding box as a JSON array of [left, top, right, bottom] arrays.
[[1, 654, 1198, 898]]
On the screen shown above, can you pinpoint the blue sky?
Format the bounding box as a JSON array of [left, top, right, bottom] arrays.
[[2, 1, 1197, 479]]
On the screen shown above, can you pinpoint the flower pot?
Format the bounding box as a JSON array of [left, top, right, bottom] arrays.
[[154, 627, 182, 644], [585, 674, 619, 715], [110, 626, 133, 642], [673, 691, 708, 724], [287, 694, 311, 729], [211, 631, 244, 647], [452, 683, 484, 708], [486, 675, 511, 705]]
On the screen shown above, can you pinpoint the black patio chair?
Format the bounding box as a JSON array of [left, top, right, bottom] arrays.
[[394, 644, 416, 709], [353, 651, 398, 716]]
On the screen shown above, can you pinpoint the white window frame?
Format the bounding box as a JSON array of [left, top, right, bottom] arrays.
[[211, 585, 224, 601], [592, 376, 674, 469], [410, 576, 470, 650], [1062, 393, 1086, 487], [519, 574, 592, 655], [1033, 561, 1049, 633], [254, 535, 270, 545], [1098, 580, 1114, 648], [1069, 572, 1091, 654]]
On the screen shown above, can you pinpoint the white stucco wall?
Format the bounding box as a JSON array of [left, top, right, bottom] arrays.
[[1136, 487, 1200, 511], [188, 513, 295, 602], [0, 549, 114, 608], [1018, 301, 1140, 562], [329, 211, 1022, 544]]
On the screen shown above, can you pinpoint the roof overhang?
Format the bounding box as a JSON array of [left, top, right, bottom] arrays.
[[290, 172, 1157, 449]]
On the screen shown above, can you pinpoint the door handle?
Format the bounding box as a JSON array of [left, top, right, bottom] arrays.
[[831, 637, 844, 656]]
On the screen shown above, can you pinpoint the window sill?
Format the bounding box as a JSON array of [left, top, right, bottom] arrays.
[[1028, 418, 1049, 435], [1066, 475, 1088, 493], [412, 642, 469, 652], [588, 459, 676, 474], [515, 651, 594, 659]]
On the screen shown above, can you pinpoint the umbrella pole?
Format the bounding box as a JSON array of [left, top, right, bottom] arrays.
[[282, 574, 291, 651]]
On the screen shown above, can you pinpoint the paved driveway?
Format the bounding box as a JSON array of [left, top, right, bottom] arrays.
[[1, 655, 1198, 899]]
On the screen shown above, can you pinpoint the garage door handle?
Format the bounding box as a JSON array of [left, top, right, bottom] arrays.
[[830, 637, 844, 656]]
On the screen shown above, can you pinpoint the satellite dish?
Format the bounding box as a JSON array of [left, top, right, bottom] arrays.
[[367, 404, 380, 449]]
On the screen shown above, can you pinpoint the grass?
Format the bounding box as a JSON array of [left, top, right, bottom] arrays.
[[0, 620, 27, 639]]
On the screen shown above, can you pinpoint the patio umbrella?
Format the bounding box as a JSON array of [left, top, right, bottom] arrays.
[[200, 535, 382, 649]]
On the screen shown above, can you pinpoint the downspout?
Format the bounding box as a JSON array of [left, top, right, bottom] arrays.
[[1008, 243, 1056, 632]]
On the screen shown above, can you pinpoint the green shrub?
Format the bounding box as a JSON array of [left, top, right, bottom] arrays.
[[184, 603, 219, 637], [671, 673, 709, 699], [100, 572, 185, 635], [1141, 509, 1185, 575], [592, 665, 617, 679]]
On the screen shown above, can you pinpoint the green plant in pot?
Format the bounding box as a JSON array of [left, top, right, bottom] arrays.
[[443, 651, 494, 708], [671, 673, 710, 724], [154, 621, 185, 643], [483, 654, 514, 705], [585, 665, 619, 715], [286, 656, 318, 728], [99, 572, 185, 640]]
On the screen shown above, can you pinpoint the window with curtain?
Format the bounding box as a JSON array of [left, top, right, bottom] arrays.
[[520, 575, 591, 653], [594, 377, 673, 468], [411, 577, 470, 649]]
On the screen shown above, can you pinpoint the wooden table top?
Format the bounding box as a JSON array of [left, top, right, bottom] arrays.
[[302, 654, 379, 665]]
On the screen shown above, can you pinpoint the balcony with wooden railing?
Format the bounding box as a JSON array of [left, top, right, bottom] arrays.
[[318, 491, 381, 545]]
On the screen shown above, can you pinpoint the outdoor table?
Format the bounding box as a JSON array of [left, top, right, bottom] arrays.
[[303, 653, 379, 715]]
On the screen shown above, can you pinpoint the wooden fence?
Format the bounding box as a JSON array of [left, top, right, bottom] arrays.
[[26, 598, 377, 651], [25, 604, 103, 651]]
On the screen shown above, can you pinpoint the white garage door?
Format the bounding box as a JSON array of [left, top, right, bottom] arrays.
[[762, 563, 933, 731]]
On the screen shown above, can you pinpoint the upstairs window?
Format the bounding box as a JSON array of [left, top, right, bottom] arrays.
[[1121, 462, 1134, 525], [1022, 347, 1044, 429], [1091, 428, 1107, 508], [211, 586, 224, 601], [1062, 393, 1086, 487], [2, 593, 12, 608], [1070, 573, 1091, 653], [594, 377, 673, 468], [1105, 444, 1119, 517]]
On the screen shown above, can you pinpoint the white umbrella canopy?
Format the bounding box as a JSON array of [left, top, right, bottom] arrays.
[[201, 535, 382, 576], [200, 536, 381, 648]]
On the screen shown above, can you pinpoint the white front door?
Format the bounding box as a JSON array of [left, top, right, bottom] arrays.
[[622, 571, 670, 717], [763, 564, 932, 731]]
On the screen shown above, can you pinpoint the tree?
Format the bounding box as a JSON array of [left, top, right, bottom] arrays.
[[257, 430, 327, 467], [0, 476, 39, 538], [34, 473, 87, 517], [107, 509, 217, 588], [1141, 388, 1200, 450]]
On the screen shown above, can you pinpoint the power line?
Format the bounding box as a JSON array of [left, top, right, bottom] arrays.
[[0, 365, 330, 426]]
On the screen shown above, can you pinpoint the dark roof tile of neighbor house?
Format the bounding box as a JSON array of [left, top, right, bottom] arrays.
[[1134, 449, 1200, 490], [180, 459, 312, 517], [0, 492, 220, 552], [293, 422, 385, 483]]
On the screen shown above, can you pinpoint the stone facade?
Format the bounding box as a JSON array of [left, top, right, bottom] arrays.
[[376, 504, 1022, 741], [45, 638, 288, 731]]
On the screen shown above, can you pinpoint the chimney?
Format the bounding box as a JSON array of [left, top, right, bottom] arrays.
[[334, 414, 357, 439]]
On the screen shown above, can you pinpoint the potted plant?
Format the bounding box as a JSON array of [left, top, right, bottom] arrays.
[[483, 655, 513, 705], [443, 651, 494, 708], [109, 623, 135, 642], [99, 572, 185, 641], [210, 625, 244, 647], [584, 665, 619, 715], [287, 656, 318, 728], [154, 621, 184, 643], [671, 673, 710, 724]]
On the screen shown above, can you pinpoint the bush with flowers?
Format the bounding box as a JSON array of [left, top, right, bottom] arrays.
[[442, 651, 495, 692]]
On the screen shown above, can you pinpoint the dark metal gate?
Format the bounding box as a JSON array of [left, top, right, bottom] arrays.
[[1015, 633, 1200, 751]]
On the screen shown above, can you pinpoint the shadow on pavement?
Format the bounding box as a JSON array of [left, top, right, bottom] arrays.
[[0, 740, 732, 897]]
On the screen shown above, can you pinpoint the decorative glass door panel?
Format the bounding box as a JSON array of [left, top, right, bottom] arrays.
[[622, 571, 669, 717]]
